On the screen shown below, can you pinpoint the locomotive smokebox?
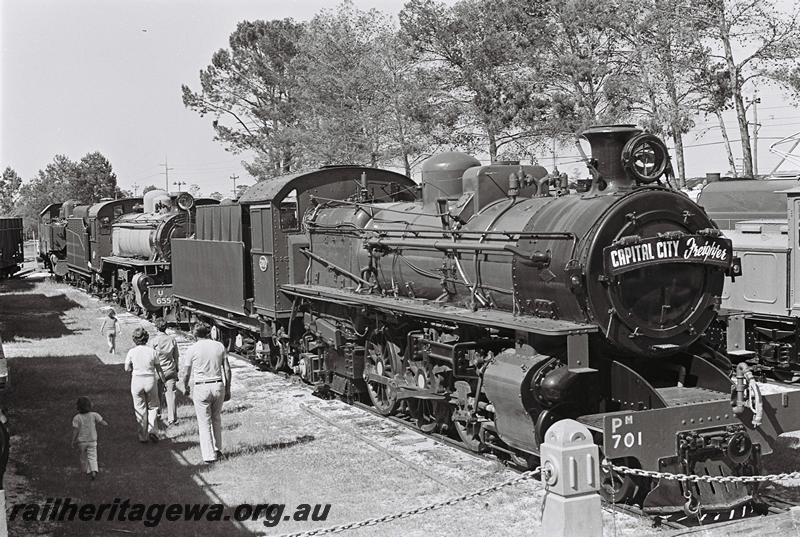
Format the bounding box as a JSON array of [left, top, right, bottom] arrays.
[[582, 124, 641, 191], [421, 152, 480, 207]]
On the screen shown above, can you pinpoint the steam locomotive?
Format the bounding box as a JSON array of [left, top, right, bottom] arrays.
[[38, 200, 79, 276], [163, 125, 800, 515], [43, 190, 216, 314]]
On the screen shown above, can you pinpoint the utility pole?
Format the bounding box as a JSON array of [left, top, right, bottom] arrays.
[[132, 183, 140, 196], [230, 174, 239, 198], [750, 95, 761, 178], [160, 156, 174, 191], [173, 180, 186, 192], [552, 138, 558, 172]]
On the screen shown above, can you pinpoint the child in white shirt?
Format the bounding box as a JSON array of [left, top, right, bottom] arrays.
[[71, 396, 108, 479]]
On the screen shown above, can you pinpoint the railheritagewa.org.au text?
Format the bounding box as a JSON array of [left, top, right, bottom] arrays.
[[9, 498, 331, 527]]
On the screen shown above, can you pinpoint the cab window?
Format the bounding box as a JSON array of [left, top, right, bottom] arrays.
[[279, 189, 299, 232], [99, 216, 112, 235]]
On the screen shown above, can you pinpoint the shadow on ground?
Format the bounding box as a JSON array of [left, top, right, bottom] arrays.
[[0, 275, 38, 294], [0, 275, 83, 341], [3, 355, 258, 537]]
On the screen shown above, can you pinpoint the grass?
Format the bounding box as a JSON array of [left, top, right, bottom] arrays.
[[0, 274, 149, 363]]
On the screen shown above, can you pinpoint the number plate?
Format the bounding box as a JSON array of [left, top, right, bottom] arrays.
[[603, 413, 644, 459], [149, 284, 173, 306]]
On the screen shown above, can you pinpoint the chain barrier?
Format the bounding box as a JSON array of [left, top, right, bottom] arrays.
[[272, 467, 540, 537], [609, 462, 800, 484]]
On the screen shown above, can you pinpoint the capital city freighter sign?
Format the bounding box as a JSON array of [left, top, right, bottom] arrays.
[[603, 235, 732, 276]]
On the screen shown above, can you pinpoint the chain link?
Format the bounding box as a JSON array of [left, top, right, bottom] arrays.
[[610, 463, 800, 484], [272, 468, 540, 537]]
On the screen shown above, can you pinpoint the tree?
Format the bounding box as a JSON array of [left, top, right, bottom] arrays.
[[693, 58, 738, 176], [617, 0, 704, 186], [400, 0, 549, 161], [188, 184, 201, 197], [294, 2, 398, 168], [376, 32, 462, 175], [693, 0, 800, 177], [16, 155, 76, 235], [0, 167, 22, 215], [182, 19, 305, 178], [533, 0, 631, 131], [69, 152, 118, 202], [142, 185, 160, 194], [208, 191, 224, 200]]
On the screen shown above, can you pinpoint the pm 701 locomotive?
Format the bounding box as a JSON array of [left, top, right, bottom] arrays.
[[169, 124, 800, 515]]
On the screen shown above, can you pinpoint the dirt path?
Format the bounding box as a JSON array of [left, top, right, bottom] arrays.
[[0, 272, 661, 536]]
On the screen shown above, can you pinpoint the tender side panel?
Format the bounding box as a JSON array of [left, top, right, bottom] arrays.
[[723, 229, 789, 316], [66, 218, 90, 273], [172, 239, 247, 314]]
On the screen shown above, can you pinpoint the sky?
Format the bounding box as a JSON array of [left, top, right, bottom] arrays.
[[2, 0, 800, 199], [0, 0, 418, 197]]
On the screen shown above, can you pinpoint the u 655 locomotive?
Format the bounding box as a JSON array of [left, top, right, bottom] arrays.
[[56, 190, 215, 314], [167, 125, 800, 515]]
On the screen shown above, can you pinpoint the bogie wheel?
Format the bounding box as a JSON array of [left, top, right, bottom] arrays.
[[269, 340, 286, 371], [365, 330, 399, 416], [454, 415, 484, 452], [599, 458, 642, 505], [407, 399, 451, 434], [452, 382, 485, 452], [509, 452, 539, 470]]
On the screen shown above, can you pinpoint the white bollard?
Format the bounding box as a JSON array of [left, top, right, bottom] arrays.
[[540, 419, 603, 537]]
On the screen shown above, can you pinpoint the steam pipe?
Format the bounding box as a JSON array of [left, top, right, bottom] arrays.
[[300, 248, 375, 289]]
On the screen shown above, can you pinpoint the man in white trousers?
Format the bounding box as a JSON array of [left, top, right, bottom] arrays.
[[180, 322, 231, 464]]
